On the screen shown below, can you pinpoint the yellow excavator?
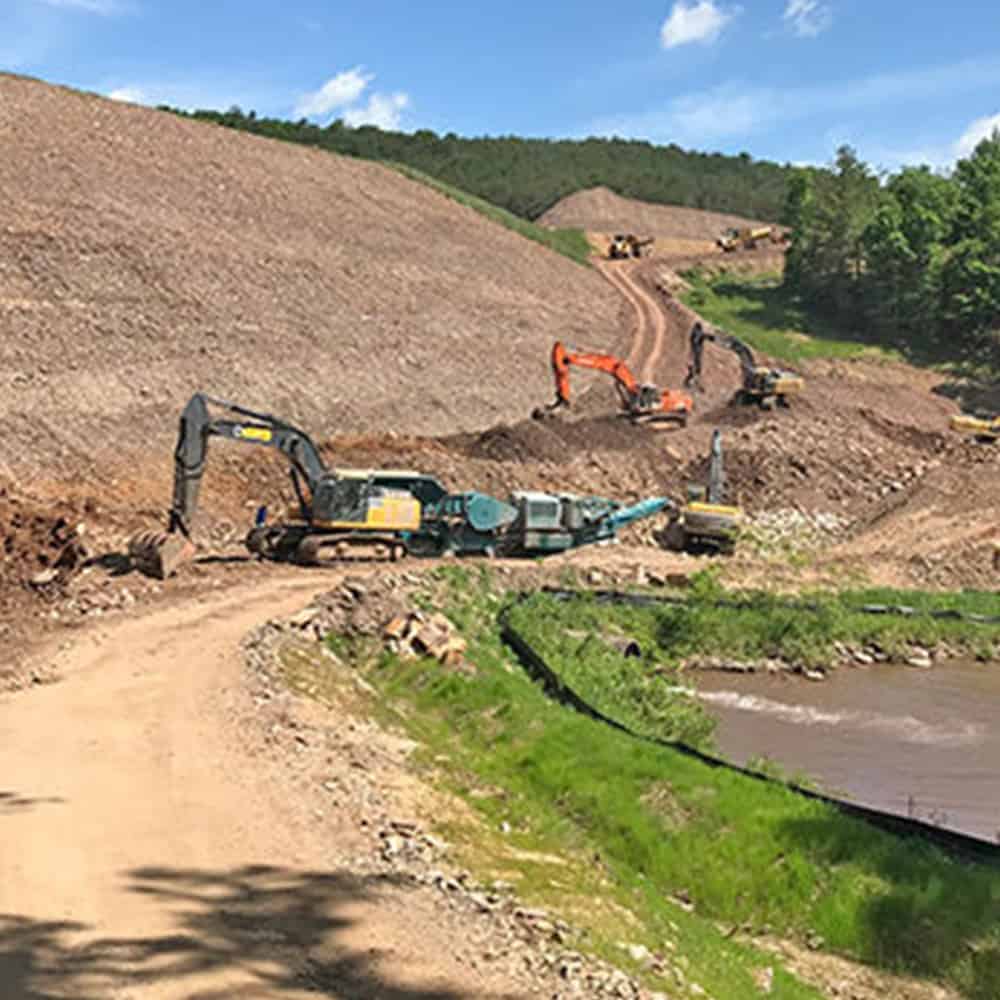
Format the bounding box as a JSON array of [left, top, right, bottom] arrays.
[[666, 429, 743, 554], [608, 233, 654, 260], [950, 413, 999, 443], [685, 322, 804, 408], [128, 393, 448, 578]]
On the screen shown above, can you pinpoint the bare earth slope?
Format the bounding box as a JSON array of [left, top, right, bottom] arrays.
[[0, 74, 619, 475], [538, 185, 772, 240]]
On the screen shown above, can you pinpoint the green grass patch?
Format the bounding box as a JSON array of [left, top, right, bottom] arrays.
[[680, 269, 898, 365], [389, 162, 592, 266], [319, 567, 1000, 999], [517, 578, 998, 672]]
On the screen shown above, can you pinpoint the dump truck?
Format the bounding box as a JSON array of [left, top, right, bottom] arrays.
[[717, 225, 783, 252], [608, 234, 654, 259]]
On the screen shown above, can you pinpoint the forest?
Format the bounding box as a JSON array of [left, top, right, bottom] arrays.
[[166, 106, 794, 221], [783, 136, 1000, 366]]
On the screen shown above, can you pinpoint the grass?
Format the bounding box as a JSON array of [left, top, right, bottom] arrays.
[[680, 269, 898, 365], [311, 567, 1000, 1000], [388, 162, 593, 266]]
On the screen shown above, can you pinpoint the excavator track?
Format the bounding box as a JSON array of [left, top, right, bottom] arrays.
[[294, 533, 408, 566]]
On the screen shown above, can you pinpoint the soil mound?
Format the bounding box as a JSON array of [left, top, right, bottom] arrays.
[[0, 74, 620, 473], [538, 186, 773, 240]]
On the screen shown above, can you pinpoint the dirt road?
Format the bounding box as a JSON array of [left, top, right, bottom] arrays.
[[596, 260, 668, 384], [0, 571, 534, 999]]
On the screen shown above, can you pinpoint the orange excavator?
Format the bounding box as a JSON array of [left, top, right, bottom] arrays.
[[532, 341, 692, 426]]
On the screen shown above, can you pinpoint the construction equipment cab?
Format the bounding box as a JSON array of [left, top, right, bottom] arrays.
[[685, 322, 803, 408], [128, 393, 448, 578], [533, 341, 692, 426]]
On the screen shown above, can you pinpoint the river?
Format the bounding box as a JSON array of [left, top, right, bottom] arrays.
[[692, 659, 1000, 843]]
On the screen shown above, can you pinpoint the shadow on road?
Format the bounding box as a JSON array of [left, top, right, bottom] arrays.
[[0, 864, 506, 999]]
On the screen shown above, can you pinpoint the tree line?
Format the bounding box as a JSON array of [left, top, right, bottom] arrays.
[[783, 138, 1000, 365], [165, 106, 794, 222]]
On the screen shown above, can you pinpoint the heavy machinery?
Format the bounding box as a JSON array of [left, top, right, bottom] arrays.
[[533, 341, 693, 425], [667, 429, 743, 554], [416, 491, 675, 557], [608, 234, 654, 260], [128, 393, 450, 578], [716, 225, 783, 253], [684, 322, 803, 408], [130, 394, 684, 578], [950, 413, 999, 443]]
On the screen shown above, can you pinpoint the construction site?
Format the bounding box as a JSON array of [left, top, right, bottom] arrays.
[[2, 70, 1000, 1000]]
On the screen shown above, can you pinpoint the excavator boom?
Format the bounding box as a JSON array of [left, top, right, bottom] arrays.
[[131, 393, 332, 579]]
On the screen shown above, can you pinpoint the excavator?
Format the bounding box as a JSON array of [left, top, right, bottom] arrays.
[[532, 341, 692, 426], [684, 322, 804, 408], [668, 429, 743, 553], [608, 234, 654, 260], [128, 393, 449, 579]]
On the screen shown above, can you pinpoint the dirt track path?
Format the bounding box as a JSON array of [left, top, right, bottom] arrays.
[[596, 260, 667, 383], [0, 571, 529, 999]]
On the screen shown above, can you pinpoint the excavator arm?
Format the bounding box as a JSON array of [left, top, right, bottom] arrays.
[[536, 341, 690, 424], [685, 323, 755, 392], [167, 393, 326, 537], [550, 341, 641, 409], [131, 393, 329, 578]]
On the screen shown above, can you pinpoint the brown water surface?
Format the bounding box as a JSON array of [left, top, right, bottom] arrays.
[[693, 660, 1000, 842]]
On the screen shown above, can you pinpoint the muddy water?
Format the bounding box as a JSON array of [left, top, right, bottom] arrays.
[[692, 661, 1000, 843]]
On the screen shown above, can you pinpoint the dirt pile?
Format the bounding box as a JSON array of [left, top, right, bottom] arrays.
[[0, 487, 91, 592], [538, 186, 772, 241], [0, 73, 621, 474]]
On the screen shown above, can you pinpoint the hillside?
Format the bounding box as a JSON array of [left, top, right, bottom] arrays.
[[539, 186, 772, 242], [175, 107, 797, 221], [0, 73, 620, 476]]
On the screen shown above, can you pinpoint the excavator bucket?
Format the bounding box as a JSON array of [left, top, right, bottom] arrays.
[[128, 530, 196, 580]]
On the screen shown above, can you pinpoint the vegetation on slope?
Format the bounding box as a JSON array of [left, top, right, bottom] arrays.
[[166, 106, 796, 221], [783, 140, 1000, 375], [680, 269, 891, 365], [389, 163, 591, 265], [316, 567, 1000, 1000]]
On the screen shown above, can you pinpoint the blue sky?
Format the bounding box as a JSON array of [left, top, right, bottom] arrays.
[[3, 0, 1000, 172]]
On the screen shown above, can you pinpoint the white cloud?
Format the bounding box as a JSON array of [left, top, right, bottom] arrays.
[[35, 0, 123, 13], [783, 0, 832, 38], [343, 92, 409, 130], [660, 1, 737, 49], [108, 86, 145, 104], [954, 112, 1000, 159], [292, 68, 411, 130], [292, 67, 372, 120], [588, 57, 1000, 149]]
